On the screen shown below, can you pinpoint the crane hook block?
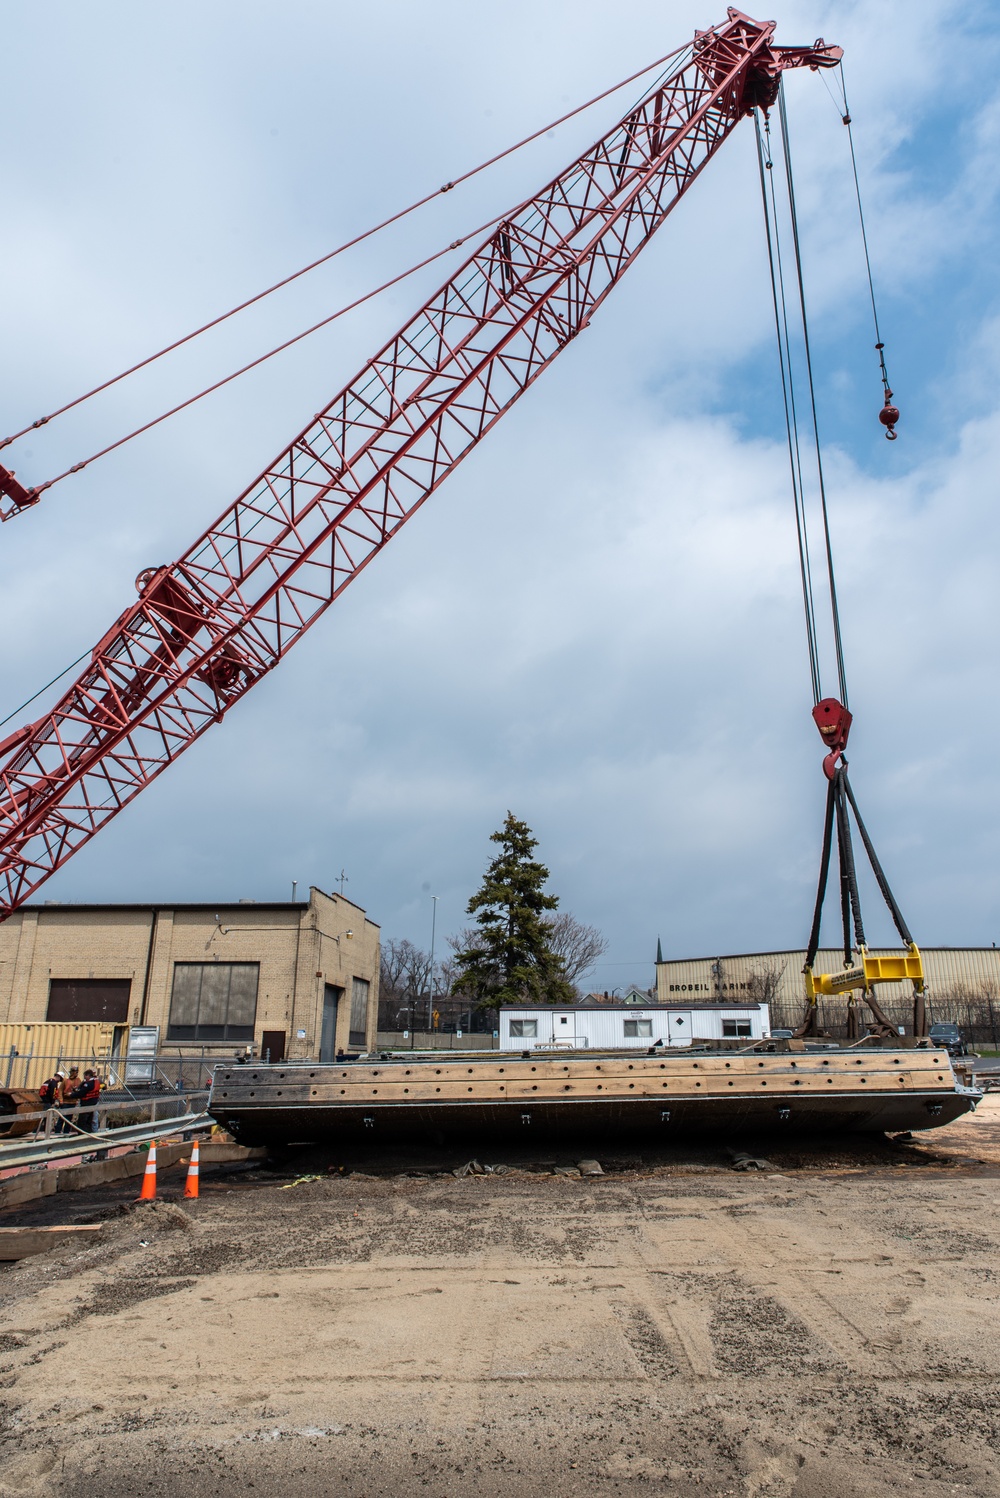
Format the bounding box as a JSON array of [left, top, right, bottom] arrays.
[[879, 390, 900, 441], [812, 697, 852, 780]]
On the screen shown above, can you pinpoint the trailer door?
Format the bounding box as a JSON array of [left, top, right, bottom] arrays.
[[549, 1013, 577, 1046], [667, 1012, 693, 1044]]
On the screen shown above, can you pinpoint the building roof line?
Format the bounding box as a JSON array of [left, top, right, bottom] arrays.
[[657, 946, 1000, 963], [502, 1002, 765, 1012]]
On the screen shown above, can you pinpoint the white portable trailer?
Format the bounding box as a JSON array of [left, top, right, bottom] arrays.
[[498, 1002, 770, 1051]]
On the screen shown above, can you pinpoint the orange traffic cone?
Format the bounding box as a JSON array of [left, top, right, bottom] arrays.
[[183, 1140, 200, 1200], [137, 1144, 157, 1201]]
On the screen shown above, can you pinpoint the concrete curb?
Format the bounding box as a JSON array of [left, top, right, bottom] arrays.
[[0, 1141, 241, 1211]]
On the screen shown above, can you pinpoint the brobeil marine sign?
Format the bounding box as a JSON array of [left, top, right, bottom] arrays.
[[668, 982, 752, 993]]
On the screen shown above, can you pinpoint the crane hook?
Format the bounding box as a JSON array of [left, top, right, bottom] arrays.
[[813, 697, 853, 780], [878, 389, 899, 441]]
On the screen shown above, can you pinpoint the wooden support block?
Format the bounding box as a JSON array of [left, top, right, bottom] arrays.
[[0, 1225, 102, 1259], [194, 1142, 266, 1163]]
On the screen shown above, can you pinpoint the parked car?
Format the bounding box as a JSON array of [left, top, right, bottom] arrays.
[[928, 1022, 968, 1057], [769, 1028, 794, 1040]]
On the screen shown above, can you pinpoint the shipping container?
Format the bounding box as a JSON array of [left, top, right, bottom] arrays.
[[0, 1022, 129, 1091]]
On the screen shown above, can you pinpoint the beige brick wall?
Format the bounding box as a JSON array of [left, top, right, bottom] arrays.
[[0, 887, 379, 1059]]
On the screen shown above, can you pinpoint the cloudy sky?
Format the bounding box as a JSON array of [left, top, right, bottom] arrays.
[[2, 1, 998, 991]]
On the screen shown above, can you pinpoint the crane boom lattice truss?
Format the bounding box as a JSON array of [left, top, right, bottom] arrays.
[[0, 9, 840, 918]]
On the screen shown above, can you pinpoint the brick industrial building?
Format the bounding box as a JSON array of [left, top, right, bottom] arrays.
[[0, 887, 379, 1063], [655, 947, 1000, 1007], [654, 946, 1000, 1043]]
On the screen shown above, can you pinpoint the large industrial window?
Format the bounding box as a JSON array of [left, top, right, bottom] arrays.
[[167, 963, 259, 1042], [509, 1020, 537, 1038], [623, 1018, 653, 1038], [349, 977, 370, 1047], [722, 1018, 752, 1038], [47, 979, 131, 1024]]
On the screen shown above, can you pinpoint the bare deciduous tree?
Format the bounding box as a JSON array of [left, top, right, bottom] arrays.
[[448, 911, 607, 996], [744, 961, 787, 1006], [378, 938, 432, 1028], [545, 912, 609, 987]]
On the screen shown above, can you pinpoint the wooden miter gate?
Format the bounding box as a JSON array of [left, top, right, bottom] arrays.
[[208, 1045, 979, 1146]]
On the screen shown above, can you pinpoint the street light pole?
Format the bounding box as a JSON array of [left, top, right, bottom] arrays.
[[427, 895, 438, 1031]]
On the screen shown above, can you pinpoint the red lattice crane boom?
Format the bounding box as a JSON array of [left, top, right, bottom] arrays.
[[0, 10, 840, 917]]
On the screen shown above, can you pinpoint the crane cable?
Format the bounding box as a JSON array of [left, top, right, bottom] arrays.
[[832, 64, 899, 437], [756, 83, 919, 1032], [754, 107, 822, 705], [0, 41, 690, 465], [12, 214, 515, 502], [0, 44, 696, 723], [754, 97, 849, 707]]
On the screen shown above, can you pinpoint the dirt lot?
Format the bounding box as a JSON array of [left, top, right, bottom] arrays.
[[0, 1099, 998, 1498]]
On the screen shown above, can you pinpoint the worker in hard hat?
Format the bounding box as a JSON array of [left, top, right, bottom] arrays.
[[70, 1069, 102, 1133], [54, 1067, 80, 1132]]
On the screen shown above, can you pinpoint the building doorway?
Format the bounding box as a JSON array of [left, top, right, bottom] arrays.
[[548, 1013, 577, 1045], [261, 1030, 286, 1063], [321, 985, 343, 1063], [668, 1012, 693, 1045]]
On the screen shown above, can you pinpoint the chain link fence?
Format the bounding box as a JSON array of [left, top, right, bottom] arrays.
[[769, 992, 1000, 1047]]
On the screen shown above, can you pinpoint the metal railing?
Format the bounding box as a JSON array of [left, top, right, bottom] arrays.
[[769, 997, 1000, 1048], [8, 1088, 211, 1141]]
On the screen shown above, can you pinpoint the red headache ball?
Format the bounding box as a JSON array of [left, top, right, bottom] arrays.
[[879, 394, 900, 439]]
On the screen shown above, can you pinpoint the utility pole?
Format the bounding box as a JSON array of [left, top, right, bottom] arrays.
[[427, 895, 438, 1031]]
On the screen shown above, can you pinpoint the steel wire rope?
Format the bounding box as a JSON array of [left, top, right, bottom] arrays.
[[8, 51, 693, 519], [810, 64, 896, 423], [0, 58, 693, 727], [24, 211, 531, 501], [754, 108, 822, 704], [777, 82, 850, 708], [183, 168, 615, 575], [0, 651, 91, 732], [183, 86, 693, 574], [838, 63, 895, 406], [0, 43, 692, 458]]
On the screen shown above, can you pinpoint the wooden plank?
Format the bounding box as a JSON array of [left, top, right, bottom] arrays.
[[211, 1051, 958, 1113], [0, 1225, 102, 1259]]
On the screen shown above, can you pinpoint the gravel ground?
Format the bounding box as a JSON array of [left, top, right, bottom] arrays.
[[0, 1100, 997, 1497]]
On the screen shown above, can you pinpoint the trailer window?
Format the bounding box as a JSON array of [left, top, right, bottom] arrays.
[[722, 1019, 752, 1038], [167, 962, 259, 1042], [510, 1020, 537, 1038], [623, 1019, 653, 1037]]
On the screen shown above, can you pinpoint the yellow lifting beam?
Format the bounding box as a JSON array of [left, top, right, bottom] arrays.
[[804, 943, 925, 999]]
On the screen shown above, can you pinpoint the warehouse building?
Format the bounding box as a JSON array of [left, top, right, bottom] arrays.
[[0, 887, 379, 1064], [655, 946, 1000, 1024]]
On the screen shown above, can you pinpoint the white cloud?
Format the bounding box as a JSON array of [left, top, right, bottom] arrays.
[[2, 0, 998, 985]]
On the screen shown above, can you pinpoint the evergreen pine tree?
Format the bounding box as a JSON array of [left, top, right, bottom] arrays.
[[453, 813, 576, 1010]]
